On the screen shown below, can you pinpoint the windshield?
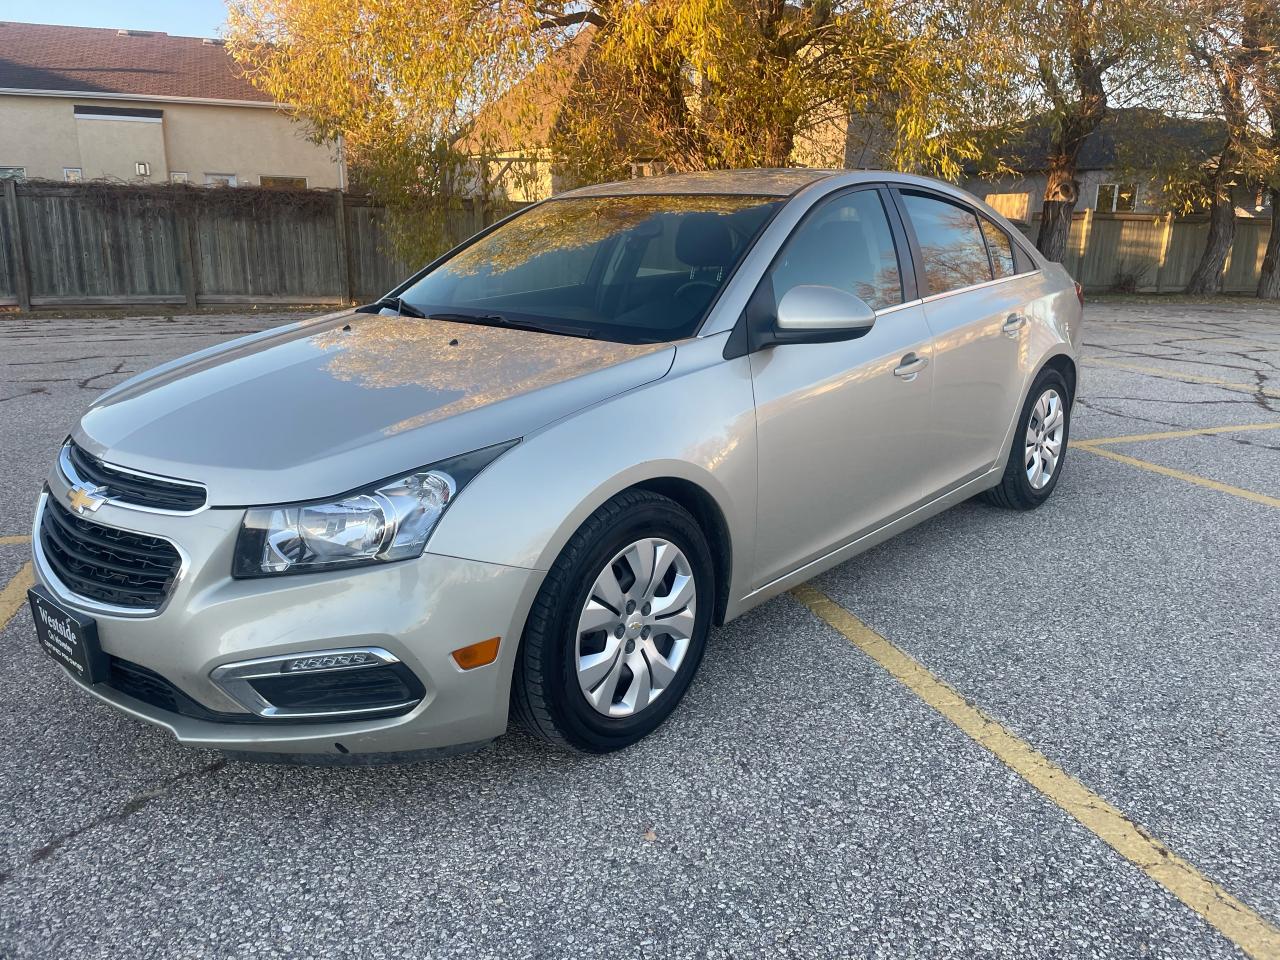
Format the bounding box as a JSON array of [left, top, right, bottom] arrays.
[[397, 194, 783, 343]]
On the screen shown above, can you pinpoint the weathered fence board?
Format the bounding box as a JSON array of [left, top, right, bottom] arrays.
[[0, 181, 516, 310], [1023, 209, 1273, 293]]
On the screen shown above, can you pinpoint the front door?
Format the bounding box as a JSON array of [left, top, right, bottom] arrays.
[[750, 187, 934, 589]]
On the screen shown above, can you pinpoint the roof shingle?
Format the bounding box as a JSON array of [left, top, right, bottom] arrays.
[[0, 21, 271, 103]]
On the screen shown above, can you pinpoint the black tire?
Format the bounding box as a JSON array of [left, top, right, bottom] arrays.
[[511, 489, 714, 753], [983, 368, 1072, 510]]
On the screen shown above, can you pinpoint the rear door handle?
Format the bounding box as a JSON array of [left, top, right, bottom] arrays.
[[1003, 313, 1027, 337], [893, 353, 929, 380]]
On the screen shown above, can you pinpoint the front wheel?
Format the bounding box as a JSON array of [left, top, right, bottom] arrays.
[[984, 368, 1071, 510], [512, 490, 714, 752]]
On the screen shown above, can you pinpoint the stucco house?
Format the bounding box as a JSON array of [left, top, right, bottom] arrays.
[[0, 21, 344, 189], [962, 108, 1271, 224]]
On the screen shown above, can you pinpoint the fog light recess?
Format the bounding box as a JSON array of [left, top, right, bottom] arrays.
[[210, 647, 425, 719]]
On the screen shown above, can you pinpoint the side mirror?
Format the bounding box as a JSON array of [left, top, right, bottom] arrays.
[[774, 285, 876, 341]]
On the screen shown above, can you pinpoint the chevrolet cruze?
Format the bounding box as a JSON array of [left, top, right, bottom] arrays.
[[30, 170, 1081, 760]]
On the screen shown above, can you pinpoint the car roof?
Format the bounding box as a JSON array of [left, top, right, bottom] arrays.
[[555, 168, 840, 199]]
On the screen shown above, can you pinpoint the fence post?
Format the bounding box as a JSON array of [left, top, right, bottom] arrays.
[[1154, 213, 1173, 293], [177, 203, 200, 308], [3, 178, 32, 311], [333, 190, 353, 304]]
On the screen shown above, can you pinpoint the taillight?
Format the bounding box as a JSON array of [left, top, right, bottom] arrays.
[[1074, 281, 1084, 306]]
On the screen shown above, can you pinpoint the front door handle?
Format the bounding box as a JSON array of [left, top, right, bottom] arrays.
[[1003, 313, 1027, 337], [893, 353, 929, 381]]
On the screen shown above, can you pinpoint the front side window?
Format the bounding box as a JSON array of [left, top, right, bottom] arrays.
[[398, 194, 782, 343], [980, 218, 1016, 279], [769, 189, 904, 310], [900, 191, 992, 295]]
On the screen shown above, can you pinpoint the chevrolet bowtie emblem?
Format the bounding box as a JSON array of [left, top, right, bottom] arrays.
[[66, 484, 108, 515]]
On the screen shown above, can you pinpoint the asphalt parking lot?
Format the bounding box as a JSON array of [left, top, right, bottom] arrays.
[[1, 300, 1277, 959]]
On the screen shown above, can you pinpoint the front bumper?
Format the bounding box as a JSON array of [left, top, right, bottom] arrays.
[[33, 478, 543, 758]]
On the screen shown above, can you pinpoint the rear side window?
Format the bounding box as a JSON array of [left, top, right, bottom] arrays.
[[900, 192, 992, 295], [980, 217, 1017, 278], [770, 190, 904, 310]]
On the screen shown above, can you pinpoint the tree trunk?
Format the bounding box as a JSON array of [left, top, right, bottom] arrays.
[[1185, 166, 1236, 295], [1036, 161, 1080, 263], [1259, 187, 1280, 299]]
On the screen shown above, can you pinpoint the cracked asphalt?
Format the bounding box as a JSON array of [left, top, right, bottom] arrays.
[[0, 299, 1277, 959]]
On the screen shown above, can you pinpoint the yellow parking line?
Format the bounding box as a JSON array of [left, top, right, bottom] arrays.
[[0, 534, 30, 546], [1085, 422, 1280, 445], [0, 561, 35, 632], [791, 584, 1280, 960], [1086, 357, 1280, 399], [1075, 442, 1280, 509]]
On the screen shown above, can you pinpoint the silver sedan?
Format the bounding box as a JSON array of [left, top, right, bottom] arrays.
[[30, 169, 1081, 759]]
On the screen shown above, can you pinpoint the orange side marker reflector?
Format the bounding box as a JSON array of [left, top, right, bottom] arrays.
[[451, 636, 501, 670]]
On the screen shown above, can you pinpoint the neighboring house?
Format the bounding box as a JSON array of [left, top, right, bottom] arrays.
[[962, 108, 1270, 224], [0, 21, 344, 188]]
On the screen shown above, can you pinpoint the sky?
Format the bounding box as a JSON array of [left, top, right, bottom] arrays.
[[0, 1, 229, 38]]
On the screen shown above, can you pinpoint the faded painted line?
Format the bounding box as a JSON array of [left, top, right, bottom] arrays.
[[0, 562, 35, 633], [0, 535, 29, 546], [790, 583, 1280, 960], [1086, 357, 1280, 399], [1084, 422, 1280, 445], [1074, 442, 1280, 509]]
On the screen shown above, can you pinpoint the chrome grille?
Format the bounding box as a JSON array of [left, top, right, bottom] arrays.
[[63, 441, 206, 512], [39, 497, 182, 610]]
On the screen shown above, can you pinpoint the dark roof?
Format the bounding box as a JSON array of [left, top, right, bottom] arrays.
[[0, 21, 271, 103], [993, 108, 1225, 173]]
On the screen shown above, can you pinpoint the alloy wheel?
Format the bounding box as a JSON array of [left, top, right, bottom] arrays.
[[1024, 387, 1065, 490], [575, 537, 697, 718]]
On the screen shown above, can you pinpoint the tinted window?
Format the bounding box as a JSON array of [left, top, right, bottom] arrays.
[[901, 192, 992, 294], [980, 217, 1016, 278], [400, 195, 782, 343], [770, 190, 903, 310]]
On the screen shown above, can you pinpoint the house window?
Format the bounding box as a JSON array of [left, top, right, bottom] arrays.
[[170, 171, 189, 183], [64, 168, 83, 182], [205, 173, 237, 187], [260, 175, 308, 189], [135, 162, 151, 177], [0, 166, 25, 180], [1096, 182, 1137, 212]]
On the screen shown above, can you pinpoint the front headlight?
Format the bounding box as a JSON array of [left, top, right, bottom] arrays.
[[232, 441, 516, 578]]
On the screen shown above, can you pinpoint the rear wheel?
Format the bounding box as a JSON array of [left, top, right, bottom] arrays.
[[512, 490, 713, 752], [984, 368, 1071, 510]]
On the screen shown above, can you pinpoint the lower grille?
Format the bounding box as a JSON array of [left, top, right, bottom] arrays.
[[107, 657, 261, 724], [39, 496, 182, 610]]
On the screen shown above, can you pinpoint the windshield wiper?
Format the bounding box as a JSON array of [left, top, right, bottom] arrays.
[[369, 295, 427, 319], [428, 312, 596, 340]]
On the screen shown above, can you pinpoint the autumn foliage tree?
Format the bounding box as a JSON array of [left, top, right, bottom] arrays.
[[227, 0, 1015, 262], [1179, 0, 1279, 294], [973, 0, 1188, 263]]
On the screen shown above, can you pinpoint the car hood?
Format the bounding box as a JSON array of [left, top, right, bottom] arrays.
[[76, 311, 675, 506]]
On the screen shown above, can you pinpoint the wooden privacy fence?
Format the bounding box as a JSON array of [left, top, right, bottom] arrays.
[[1015, 209, 1274, 294], [0, 180, 517, 310], [2, 181, 1273, 307]]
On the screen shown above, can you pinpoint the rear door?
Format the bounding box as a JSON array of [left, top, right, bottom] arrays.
[[749, 186, 935, 588], [892, 188, 1033, 495]]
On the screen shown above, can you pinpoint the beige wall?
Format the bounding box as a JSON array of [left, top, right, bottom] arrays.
[[0, 93, 343, 187]]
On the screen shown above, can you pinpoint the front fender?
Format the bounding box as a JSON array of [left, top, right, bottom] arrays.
[[427, 333, 758, 604]]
